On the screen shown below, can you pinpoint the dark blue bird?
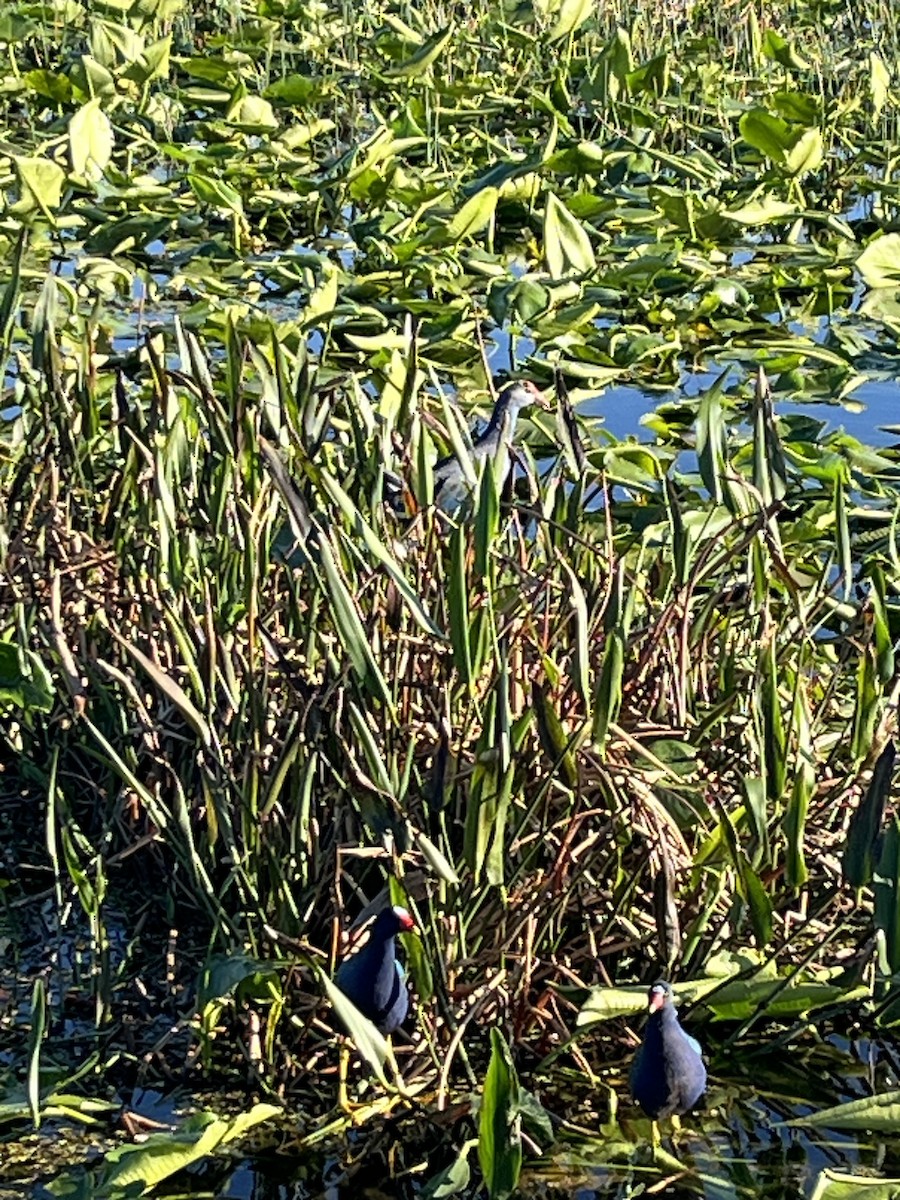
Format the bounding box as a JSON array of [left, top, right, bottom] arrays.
[[630, 981, 706, 1118], [335, 905, 416, 1034]]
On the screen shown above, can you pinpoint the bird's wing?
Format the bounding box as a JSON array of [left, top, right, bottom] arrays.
[[685, 1033, 703, 1057]]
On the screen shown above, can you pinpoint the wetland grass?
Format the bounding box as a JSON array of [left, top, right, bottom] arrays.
[[3, 0, 900, 1195]]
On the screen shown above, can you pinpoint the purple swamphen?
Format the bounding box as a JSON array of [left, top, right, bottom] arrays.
[[630, 981, 707, 1119], [432, 379, 549, 515], [335, 905, 416, 1034]]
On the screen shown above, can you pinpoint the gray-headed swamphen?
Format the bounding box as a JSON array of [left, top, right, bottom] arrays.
[[335, 905, 415, 1035], [630, 980, 706, 1119], [432, 379, 549, 515]]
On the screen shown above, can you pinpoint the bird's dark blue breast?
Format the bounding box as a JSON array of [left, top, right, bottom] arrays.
[[335, 942, 409, 1035], [630, 1009, 706, 1118]]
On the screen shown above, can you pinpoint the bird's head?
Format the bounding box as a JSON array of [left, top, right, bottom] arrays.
[[388, 905, 416, 933], [499, 379, 551, 414], [647, 980, 673, 1013]]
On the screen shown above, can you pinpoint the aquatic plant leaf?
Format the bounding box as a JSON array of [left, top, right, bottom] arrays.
[[791, 1090, 900, 1130], [857, 233, 900, 288], [415, 829, 460, 885], [316, 530, 393, 709], [60, 1104, 281, 1194], [478, 1028, 522, 1200], [558, 556, 591, 718], [739, 109, 793, 163], [385, 25, 452, 78], [548, 0, 593, 43], [532, 680, 578, 788], [316, 465, 443, 639], [11, 154, 65, 218], [107, 627, 212, 748], [875, 817, 900, 973], [187, 173, 243, 216], [544, 192, 594, 279], [0, 643, 54, 712], [321, 972, 390, 1088], [785, 128, 823, 177], [723, 197, 797, 225], [870, 53, 891, 121], [24, 68, 72, 103], [448, 524, 472, 684], [69, 98, 113, 181], [844, 741, 895, 888], [420, 1140, 477, 1199], [27, 979, 45, 1129], [447, 187, 498, 242], [811, 1170, 900, 1200], [761, 29, 810, 71], [198, 953, 278, 1008], [576, 971, 865, 1027]]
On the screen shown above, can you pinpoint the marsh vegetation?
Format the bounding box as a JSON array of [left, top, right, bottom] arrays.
[[4, 0, 900, 1195]]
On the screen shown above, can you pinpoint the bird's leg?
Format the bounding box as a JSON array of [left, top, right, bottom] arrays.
[[671, 1114, 682, 1136], [337, 1038, 353, 1113], [650, 1119, 661, 1161]]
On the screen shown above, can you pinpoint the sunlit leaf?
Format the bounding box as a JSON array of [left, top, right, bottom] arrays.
[[857, 233, 900, 288], [544, 191, 594, 279], [69, 97, 114, 181]]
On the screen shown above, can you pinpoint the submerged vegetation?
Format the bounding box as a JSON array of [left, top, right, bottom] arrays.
[[5, 0, 900, 1194]]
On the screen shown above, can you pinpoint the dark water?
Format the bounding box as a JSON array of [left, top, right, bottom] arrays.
[[39, 1035, 887, 1200]]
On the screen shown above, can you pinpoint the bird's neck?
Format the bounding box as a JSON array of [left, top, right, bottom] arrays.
[[647, 1005, 678, 1043], [485, 400, 518, 442]]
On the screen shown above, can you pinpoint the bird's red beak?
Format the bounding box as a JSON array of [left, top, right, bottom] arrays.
[[525, 381, 552, 410], [648, 990, 666, 1013]]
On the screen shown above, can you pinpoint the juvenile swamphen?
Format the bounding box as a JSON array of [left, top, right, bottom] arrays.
[[335, 905, 416, 1034], [630, 980, 707, 1119]]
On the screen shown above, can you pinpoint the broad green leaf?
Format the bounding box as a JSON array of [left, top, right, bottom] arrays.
[[532, 681, 578, 789], [844, 741, 896, 887], [548, 0, 593, 43], [27, 979, 45, 1129], [478, 1028, 522, 1200], [188, 172, 243, 215], [785, 127, 823, 176], [69, 98, 114, 181], [577, 968, 865, 1027], [421, 1140, 477, 1199], [416, 830, 461, 885], [448, 524, 472, 684], [107, 627, 212, 748], [97, 1104, 278, 1192], [0, 643, 54, 712], [386, 25, 452, 78], [316, 530, 393, 709], [229, 95, 279, 132], [761, 29, 810, 71], [857, 233, 900, 288], [23, 69, 72, 103], [792, 1091, 900, 1130], [739, 109, 792, 163], [447, 187, 498, 241], [811, 1171, 900, 1200], [316, 465, 443, 639], [875, 818, 900, 973], [726, 200, 796, 230], [870, 52, 891, 121], [320, 972, 390, 1087], [11, 155, 66, 218], [544, 192, 594, 278]]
